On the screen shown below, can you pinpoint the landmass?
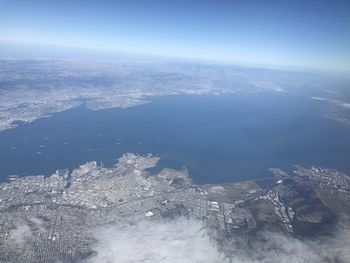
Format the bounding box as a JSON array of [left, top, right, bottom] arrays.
[[0, 153, 349, 262], [1, 59, 350, 132]]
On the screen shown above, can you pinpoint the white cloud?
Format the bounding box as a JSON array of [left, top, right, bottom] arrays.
[[8, 224, 33, 245], [86, 217, 229, 263], [85, 216, 350, 263]]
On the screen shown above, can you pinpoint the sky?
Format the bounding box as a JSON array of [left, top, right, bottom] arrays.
[[0, 0, 350, 71]]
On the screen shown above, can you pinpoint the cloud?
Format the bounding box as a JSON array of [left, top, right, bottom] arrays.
[[85, 216, 350, 263], [86, 217, 229, 263], [246, 222, 350, 263], [8, 224, 33, 245], [7, 218, 46, 247]]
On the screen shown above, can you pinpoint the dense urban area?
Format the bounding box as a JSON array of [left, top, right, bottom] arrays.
[[0, 153, 349, 262]]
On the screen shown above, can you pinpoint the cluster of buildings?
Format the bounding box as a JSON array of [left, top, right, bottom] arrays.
[[0, 153, 349, 262]]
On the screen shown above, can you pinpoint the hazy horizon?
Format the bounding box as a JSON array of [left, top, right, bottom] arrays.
[[1, 0, 350, 71]]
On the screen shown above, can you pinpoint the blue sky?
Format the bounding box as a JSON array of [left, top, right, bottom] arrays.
[[0, 0, 350, 70]]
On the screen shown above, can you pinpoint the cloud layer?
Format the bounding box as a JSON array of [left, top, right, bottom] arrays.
[[85, 216, 350, 263], [86, 217, 229, 263]]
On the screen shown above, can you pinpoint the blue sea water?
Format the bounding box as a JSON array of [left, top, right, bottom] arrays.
[[1, 92, 349, 184]]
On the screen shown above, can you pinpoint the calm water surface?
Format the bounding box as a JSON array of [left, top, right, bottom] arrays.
[[1, 92, 350, 184]]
